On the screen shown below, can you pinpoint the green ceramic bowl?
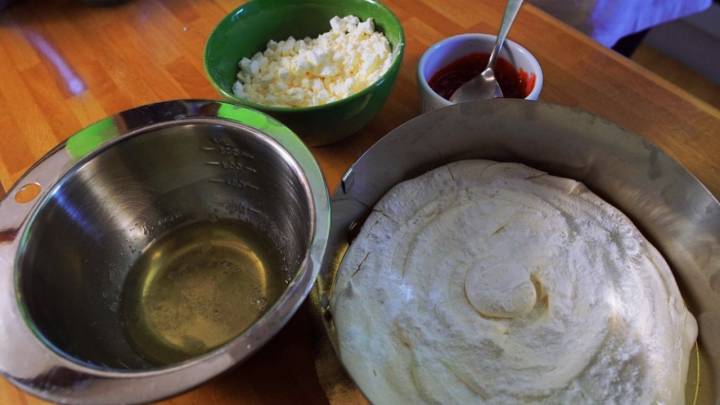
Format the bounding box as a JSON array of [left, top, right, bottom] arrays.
[[204, 0, 405, 146]]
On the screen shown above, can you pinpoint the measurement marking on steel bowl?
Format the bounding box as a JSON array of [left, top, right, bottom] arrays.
[[207, 137, 257, 159], [221, 158, 257, 172], [210, 177, 260, 190], [204, 158, 257, 173], [202, 144, 256, 159]]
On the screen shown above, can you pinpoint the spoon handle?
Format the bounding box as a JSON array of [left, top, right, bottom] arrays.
[[487, 0, 524, 70]]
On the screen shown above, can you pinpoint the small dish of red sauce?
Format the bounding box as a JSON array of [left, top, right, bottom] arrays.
[[428, 53, 536, 100]]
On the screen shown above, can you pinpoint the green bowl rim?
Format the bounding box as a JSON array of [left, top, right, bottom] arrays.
[[203, 0, 406, 113]]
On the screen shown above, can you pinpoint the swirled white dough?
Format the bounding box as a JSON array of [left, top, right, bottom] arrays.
[[332, 160, 697, 404]]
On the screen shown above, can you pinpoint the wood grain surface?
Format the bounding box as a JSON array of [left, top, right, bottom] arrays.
[[0, 0, 718, 404]]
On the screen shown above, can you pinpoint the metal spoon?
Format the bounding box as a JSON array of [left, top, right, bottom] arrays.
[[450, 0, 524, 102]]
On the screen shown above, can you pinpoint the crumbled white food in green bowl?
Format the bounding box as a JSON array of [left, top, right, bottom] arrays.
[[233, 15, 393, 108]]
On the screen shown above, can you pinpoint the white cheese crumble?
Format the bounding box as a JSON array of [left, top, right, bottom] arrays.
[[232, 15, 393, 107]]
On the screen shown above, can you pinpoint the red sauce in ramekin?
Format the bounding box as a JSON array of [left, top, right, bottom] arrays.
[[428, 52, 536, 99]]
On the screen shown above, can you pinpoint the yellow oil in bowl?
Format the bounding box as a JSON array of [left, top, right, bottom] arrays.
[[120, 219, 285, 365]]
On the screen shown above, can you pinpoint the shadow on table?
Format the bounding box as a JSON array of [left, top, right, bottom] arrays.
[[0, 0, 195, 26], [0, 0, 117, 25]]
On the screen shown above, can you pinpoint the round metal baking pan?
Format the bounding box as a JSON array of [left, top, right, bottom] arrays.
[[312, 99, 719, 403]]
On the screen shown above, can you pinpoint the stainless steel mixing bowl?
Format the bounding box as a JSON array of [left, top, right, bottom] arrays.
[[0, 100, 330, 404], [313, 100, 720, 403]]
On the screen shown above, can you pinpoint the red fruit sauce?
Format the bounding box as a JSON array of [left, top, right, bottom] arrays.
[[428, 53, 536, 99]]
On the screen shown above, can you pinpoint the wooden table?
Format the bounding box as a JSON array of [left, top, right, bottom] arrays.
[[0, 0, 718, 403]]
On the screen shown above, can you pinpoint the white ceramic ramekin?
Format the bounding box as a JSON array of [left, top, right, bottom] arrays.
[[418, 33, 543, 112]]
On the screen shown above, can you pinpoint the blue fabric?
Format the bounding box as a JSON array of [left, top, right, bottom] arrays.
[[529, 0, 712, 46]]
